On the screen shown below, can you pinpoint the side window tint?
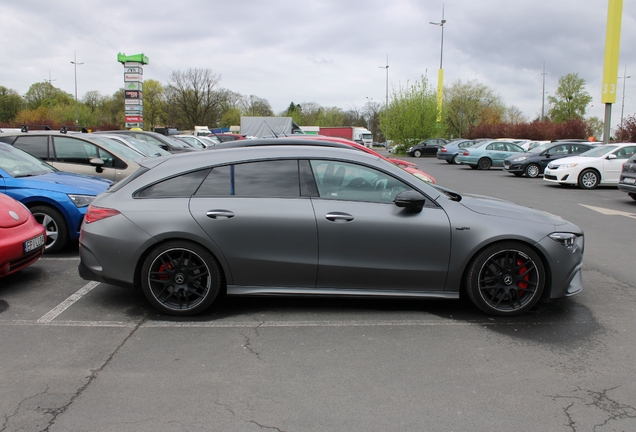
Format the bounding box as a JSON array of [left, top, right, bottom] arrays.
[[137, 169, 210, 198], [310, 160, 410, 203], [53, 136, 97, 164], [196, 160, 300, 197], [13, 136, 49, 160]]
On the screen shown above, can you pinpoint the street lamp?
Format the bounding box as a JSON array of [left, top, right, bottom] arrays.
[[70, 51, 83, 125], [430, 4, 446, 122], [541, 61, 549, 121], [379, 55, 389, 110], [619, 65, 631, 128]]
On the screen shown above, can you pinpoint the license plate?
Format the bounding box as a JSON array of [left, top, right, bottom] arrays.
[[623, 177, 636, 184], [24, 234, 45, 253]]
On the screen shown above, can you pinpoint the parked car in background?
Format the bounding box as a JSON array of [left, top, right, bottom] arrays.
[[174, 135, 218, 149], [518, 140, 550, 151], [0, 130, 145, 182], [209, 133, 245, 142], [457, 140, 526, 170], [0, 143, 111, 253], [503, 141, 597, 178], [544, 143, 636, 189], [618, 153, 636, 200], [91, 133, 171, 158], [78, 144, 584, 317], [93, 130, 199, 154], [407, 138, 449, 157], [436, 139, 477, 164], [0, 193, 46, 277]]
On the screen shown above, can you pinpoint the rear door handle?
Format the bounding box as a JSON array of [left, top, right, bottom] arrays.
[[325, 212, 354, 222], [206, 210, 235, 219]]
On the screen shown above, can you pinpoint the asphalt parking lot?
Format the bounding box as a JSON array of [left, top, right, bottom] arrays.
[[2, 153, 636, 432]]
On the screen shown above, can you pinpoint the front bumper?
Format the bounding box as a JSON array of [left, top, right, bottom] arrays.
[[543, 167, 577, 184]]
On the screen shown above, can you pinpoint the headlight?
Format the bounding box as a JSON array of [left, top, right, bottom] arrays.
[[549, 232, 584, 252], [512, 156, 528, 162], [407, 147, 413, 152], [558, 163, 579, 169], [68, 194, 95, 208]]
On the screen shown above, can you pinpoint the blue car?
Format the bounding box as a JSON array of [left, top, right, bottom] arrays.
[[0, 143, 111, 253], [436, 139, 477, 164], [456, 140, 526, 170]]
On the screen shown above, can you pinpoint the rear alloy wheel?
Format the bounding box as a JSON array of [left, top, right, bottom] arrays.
[[478, 158, 492, 170], [525, 163, 541, 178], [141, 241, 221, 316], [466, 242, 545, 316], [450, 154, 459, 165], [578, 169, 599, 189], [413, 150, 422, 158], [30, 205, 69, 254]]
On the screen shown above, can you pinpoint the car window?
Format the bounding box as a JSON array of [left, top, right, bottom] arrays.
[[310, 160, 410, 203], [195, 160, 300, 197], [570, 144, 591, 154], [505, 143, 524, 152], [136, 169, 211, 198], [549, 145, 569, 155], [12, 135, 50, 160], [52, 136, 99, 165], [615, 146, 636, 159]]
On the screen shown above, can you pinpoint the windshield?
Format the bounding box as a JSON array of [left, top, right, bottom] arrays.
[[124, 136, 170, 156], [579, 145, 618, 158], [0, 143, 57, 177], [91, 136, 148, 160], [529, 142, 554, 154]]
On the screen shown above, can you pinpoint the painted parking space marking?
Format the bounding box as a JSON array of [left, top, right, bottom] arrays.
[[36, 281, 101, 323], [579, 204, 636, 219]]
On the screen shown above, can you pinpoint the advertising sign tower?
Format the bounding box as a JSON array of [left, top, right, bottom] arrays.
[[117, 53, 149, 129]]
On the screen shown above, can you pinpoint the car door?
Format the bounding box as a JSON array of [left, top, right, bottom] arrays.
[[539, 144, 569, 170], [189, 159, 318, 288], [50, 136, 119, 181], [603, 146, 636, 183], [309, 159, 451, 291]]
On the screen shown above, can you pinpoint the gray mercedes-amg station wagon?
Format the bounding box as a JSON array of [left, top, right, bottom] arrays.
[[78, 140, 584, 317]]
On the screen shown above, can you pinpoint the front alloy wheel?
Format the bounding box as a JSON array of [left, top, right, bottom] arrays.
[[466, 242, 545, 316], [413, 150, 422, 158], [141, 241, 221, 316], [579, 169, 599, 189], [525, 164, 541, 178], [478, 158, 492, 170]]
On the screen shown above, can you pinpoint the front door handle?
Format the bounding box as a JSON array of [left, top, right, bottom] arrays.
[[206, 210, 235, 219], [325, 212, 354, 222]]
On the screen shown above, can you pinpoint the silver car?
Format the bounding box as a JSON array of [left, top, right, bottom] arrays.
[[79, 141, 584, 317]]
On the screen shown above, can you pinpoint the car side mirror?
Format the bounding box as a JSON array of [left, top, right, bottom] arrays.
[[394, 190, 425, 213], [89, 157, 105, 173], [607, 154, 617, 160]]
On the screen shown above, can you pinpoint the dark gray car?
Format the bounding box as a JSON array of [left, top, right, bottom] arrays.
[[78, 141, 584, 317]]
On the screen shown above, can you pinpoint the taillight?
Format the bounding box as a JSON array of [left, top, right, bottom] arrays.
[[463, 150, 470, 156], [441, 147, 447, 152], [84, 205, 120, 224]]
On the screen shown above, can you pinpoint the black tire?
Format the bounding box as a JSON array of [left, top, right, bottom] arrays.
[[413, 150, 422, 158], [629, 193, 636, 201], [578, 169, 599, 189], [469, 165, 478, 170], [141, 241, 221, 316], [525, 163, 541, 178], [451, 154, 459, 165], [30, 205, 69, 254], [478, 158, 492, 170], [466, 242, 545, 316]]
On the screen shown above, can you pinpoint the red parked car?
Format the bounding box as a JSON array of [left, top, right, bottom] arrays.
[[290, 135, 436, 183], [0, 194, 46, 277]]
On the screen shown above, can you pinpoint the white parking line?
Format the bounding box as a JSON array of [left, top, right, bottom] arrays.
[[36, 281, 100, 323]]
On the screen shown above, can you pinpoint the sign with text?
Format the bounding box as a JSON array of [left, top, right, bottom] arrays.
[[125, 67, 143, 75], [125, 122, 142, 128], [125, 105, 142, 112], [125, 115, 143, 123], [124, 73, 143, 82], [124, 90, 142, 99], [125, 99, 143, 105]]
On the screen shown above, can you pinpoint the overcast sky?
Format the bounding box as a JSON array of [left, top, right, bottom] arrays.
[[2, 0, 635, 131]]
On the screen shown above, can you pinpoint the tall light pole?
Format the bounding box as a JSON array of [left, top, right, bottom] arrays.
[[619, 65, 631, 128], [379, 55, 389, 111], [70, 51, 83, 125], [430, 4, 446, 122], [541, 61, 549, 121]]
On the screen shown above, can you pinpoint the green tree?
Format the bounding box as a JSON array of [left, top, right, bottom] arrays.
[[143, 79, 166, 130], [548, 73, 593, 123], [443, 79, 505, 138], [220, 107, 241, 128], [24, 82, 73, 110], [379, 76, 442, 146], [166, 68, 222, 129], [0, 86, 25, 123]]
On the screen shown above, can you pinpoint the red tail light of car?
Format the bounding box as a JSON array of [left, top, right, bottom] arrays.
[[440, 147, 447, 152], [84, 206, 121, 224], [463, 150, 470, 156]]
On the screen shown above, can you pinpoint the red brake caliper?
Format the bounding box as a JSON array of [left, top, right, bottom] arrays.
[[158, 262, 173, 281], [517, 258, 529, 295]]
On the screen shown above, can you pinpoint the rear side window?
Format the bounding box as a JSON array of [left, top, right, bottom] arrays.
[[13, 135, 50, 160], [136, 169, 211, 198], [196, 160, 300, 197]]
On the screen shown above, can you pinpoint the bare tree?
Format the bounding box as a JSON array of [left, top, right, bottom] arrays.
[[166, 68, 222, 128]]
